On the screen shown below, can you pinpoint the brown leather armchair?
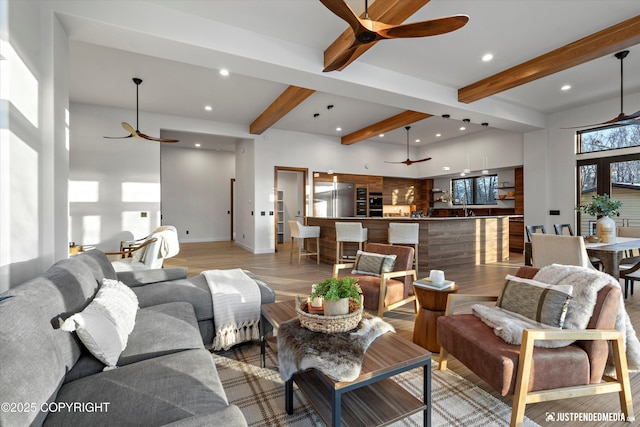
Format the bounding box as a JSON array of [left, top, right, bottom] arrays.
[[437, 266, 634, 427], [333, 243, 417, 317]]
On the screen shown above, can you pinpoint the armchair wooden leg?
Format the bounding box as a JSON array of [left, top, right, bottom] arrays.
[[438, 348, 449, 370], [510, 330, 535, 427], [377, 277, 387, 318], [612, 336, 635, 421]]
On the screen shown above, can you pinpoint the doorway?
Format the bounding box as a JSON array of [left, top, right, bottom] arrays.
[[274, 167, 308, 252]]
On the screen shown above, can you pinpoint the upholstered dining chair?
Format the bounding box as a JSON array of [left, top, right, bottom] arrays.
[[554, 223, 602, 270], [333, 243, 416, 317], [107, 225, 180, 272], [530, 233, 594, 269], [288, 220, 320, 265], [438, 265, 634, 427]]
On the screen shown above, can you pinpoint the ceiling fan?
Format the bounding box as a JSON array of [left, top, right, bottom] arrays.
[[104, 77, 179, 143], [385, 126, 431, 165], [320, 0, 469, 72], [563, 50, 640, 129]]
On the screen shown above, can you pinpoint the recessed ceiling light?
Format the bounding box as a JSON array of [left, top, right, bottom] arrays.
[[219, 69, 229, 76], [204, 105, 212, 111], [442, 166, 450, 171], [561, 84, 571, 91], [195, 143, 201, 148], [415, 139, 420, 143], [336, 127, 342, 132], [436, 133, 441, 137], [459, 126, 466, 131], [482, 53, 493, 62], [379, 133, 384, 137]]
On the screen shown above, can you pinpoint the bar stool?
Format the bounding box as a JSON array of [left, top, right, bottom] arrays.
[[388, 222, 420, 274], [335, 222, 367, 263], [288, 220, 320, 265]]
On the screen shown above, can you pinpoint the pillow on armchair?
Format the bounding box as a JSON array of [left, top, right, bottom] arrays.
[[351, 251, 396, 277]]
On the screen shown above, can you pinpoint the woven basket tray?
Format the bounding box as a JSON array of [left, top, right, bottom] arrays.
[[295, 295, 363, 334]]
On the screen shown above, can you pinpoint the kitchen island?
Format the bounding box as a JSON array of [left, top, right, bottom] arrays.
[[306, 216, 514, 272]]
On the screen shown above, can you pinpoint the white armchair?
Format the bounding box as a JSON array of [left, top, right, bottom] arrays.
[[108, 225, 180, 272]]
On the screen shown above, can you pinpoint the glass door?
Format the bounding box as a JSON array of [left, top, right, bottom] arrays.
[[610, 158, 640, 227], [577, 162, 598, 236]]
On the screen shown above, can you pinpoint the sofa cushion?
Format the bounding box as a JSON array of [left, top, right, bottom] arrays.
[[437, 313, 590, 396], [44, 349, 232, 427], [64, 302, 204, 382], [352, 250, 396, 277], [60, 280, 139, 369], [496, 274, 573, 328], [119, 302, 204, 366]]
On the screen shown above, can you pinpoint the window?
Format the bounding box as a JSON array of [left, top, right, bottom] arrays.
[[577, 153, 640, 234], [578, 124, 640, 153], [452, 175, 497, 205]]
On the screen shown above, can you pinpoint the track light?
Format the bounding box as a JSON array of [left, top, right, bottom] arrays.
[[442, 114, 450, 119], [481, 122, 489, 128], [463, 118, 470, 124]]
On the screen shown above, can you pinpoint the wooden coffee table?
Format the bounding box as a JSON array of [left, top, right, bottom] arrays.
[[260, 300, 432, 427]]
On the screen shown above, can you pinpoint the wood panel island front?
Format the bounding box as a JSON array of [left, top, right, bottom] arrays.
[[306, 216, 513, 272]]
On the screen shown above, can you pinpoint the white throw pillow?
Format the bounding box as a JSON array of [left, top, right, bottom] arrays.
[[61, 279, 139, 370]]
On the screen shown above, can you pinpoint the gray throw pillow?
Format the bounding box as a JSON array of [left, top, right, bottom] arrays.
[[497, 274, 573, 328], [351, 251, 397, 277]]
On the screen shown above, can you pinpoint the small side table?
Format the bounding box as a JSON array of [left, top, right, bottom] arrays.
[[412, 284, 459, 352]]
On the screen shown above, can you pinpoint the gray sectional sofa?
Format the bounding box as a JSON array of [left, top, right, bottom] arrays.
[[0, 249, 275, 426]]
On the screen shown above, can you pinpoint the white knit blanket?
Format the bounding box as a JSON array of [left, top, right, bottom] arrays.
[[202, 269, 261, 351]]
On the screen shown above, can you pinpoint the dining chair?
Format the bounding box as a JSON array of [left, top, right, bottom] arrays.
[[553, 223, 573, 236], [530, 233, 594, 269], [618, 227, 640, 298], [524, 224, 546, 242], [288, 220, 320, 265], [555, 223, 602, 270]]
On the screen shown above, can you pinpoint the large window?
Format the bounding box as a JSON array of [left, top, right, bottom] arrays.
[[577, 153, 640, 234], [452, 175, 497, 205], [578, 124, 640, 153]]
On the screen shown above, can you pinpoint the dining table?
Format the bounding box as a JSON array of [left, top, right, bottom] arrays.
[[585, 237, 640, 279]]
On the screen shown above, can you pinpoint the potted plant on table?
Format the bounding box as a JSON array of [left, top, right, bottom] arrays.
[[311, 277, 362, 316], [575, 194, 622, 243]]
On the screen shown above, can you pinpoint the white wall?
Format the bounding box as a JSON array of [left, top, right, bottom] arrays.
[[1, 0, 69, 291], [161, 145, 235, 243]]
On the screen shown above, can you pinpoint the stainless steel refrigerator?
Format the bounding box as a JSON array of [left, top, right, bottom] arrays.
[[313, 182, 355, 218]]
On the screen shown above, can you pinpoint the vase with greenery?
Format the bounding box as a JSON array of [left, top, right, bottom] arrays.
[[575, 194, 622, 243], [311, 277, 362, 315], [441, 190, 453, 207]]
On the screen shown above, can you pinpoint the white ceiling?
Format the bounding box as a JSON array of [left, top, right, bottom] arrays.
[[62, 0, 640, 152]]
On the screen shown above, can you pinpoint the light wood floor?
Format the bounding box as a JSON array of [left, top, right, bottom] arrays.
[[165, 241, 640, 427]]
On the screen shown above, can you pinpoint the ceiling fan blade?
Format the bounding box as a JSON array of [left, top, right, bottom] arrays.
[[561, 111, 640, 129], [409, 157, 432, 164], [121, 122, 137, 135], [103, 134, 133, 139], [136, 131, 179, 143], [324, 45, 360, 72], [319, 0, 365, 35], [378, 15, 469, 39], [384, 160, 409, 164]]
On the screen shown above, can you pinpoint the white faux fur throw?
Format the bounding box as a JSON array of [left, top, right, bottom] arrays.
[[277, 315, 394, 382], [473, 264, 640, 371], [202, 269, 261, 351]]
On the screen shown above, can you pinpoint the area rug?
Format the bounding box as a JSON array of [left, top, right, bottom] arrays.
[[213, 343, 540, 427]]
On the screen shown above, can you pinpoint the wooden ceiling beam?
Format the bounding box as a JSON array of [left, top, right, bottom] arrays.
[[458, 15, 640, 104], [341, 110, 432, 145], [324, 0, 431, 72], [250, 86, 316, 135]]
